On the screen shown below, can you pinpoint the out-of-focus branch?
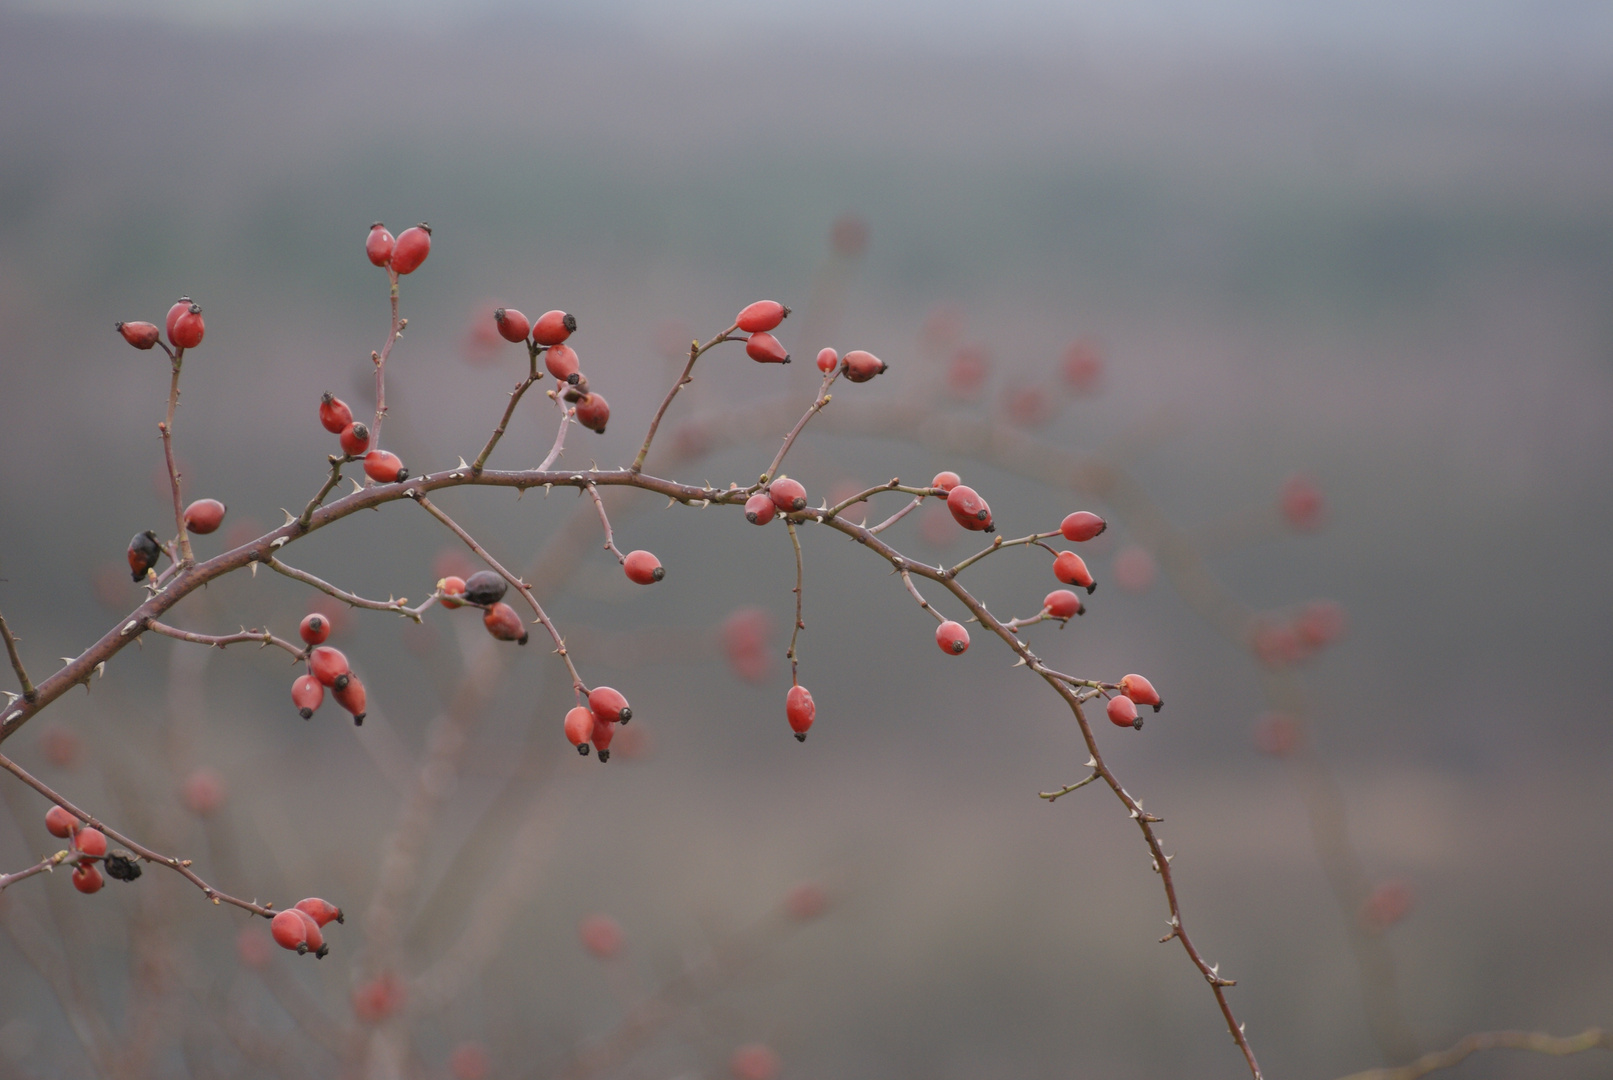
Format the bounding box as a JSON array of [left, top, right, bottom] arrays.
[[1333, 1027, 1610, 1080]]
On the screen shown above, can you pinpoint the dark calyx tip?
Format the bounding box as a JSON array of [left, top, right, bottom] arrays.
[[791, 498, 806, 511], [984, 524, 996, 533], [395, 469, 410, 483], [650, 567, 665, 582], [299, 708, 314, 720], [518, 633, 529, 645], [321, 391, 336, 404], [315, 944, 329, 959], [1132, 717, 1144, 731], [1086, 583, 1096, 594], [334, 674, 350, 691], [618, 707, 632, 724], [562, 313, 577, 332], [578, 744, 590, 756], [335, 909, 345, 923], [1152, 701, 1163, 713], [567, 372, 580, 384], [597, 749, 611, 763], [352, 713, 366, 725], [794, 732, 807, 742], [746, 512, 761, 524]]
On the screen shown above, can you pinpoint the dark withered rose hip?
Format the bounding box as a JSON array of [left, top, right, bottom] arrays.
[[462, 570, 507, 606], [128, 530, 162, 581], [103, 851, 142, 882]]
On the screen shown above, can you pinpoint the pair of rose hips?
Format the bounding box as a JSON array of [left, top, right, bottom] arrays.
[[115, 295, 205, 353], [364, 222, 431, 275], [564, 686, 633, 762], [318, 392, 410, 482], [491, 306, 577, 349], [1104, 674, 1163, 730], [929, 472, 996, 534], [744, 476, 810, 525], [434, 571, 530, 644], [737, 300, 792, 364], [270, 897, 344, 958], [292, 614, 368, 724]]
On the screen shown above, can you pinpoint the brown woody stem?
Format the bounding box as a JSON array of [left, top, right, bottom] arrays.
[[0, 609, 36, 702]]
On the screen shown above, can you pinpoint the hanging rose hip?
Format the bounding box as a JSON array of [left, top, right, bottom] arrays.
[[72, 863, 104, 894], [74, 827, 108, 858], [308, 646, 351, 690], [1044, 589, 1084, 619], [575, 392, 610, 434], [532, 309, 577, 346], [116, 321, 160, 350], [482, 602, 528, 644], [841, 349, 886, 383], [745, 332, 790, 364], [768, 477, 807, 513], [1053, 551, 1096, 593], [365, 222, 395, 267], [319, 393, 354, 434], [339, 422, 371, 457], [462, 570, 507, 606], [45, 805, 78, 838], [588, 686, 631, 726], [736, 300, 788, 333], [945, 485, 993, 532], [493, 308, 530, 343], [744, 492, 776, 525], [333, 676, 368, 724], [623, 550, 665, 585], [127, 530, 162, 582], [295, 897, 344, 926], [815, 347, 838, 374], [1107, 694, 1141, 729], [785, 684, 815, 741], [291, 674, 324, 719], [183, 498, 226, 535], [590, 714, 616, 762], [936, 620, 970, 655], [1119, 673, 1162, 712], [564, 706, 595, 755], [363, 450, 408, 484], [1060, 511, 1107, 542], [271, 908, 310, 952], [390, 223, 432, 275], [170, 303, 205, 349], [544, 342, 580, 383]]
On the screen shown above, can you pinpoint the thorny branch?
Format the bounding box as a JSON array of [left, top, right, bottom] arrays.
[[585, 483, 626, 563], [143, 619, 305, 660], [0, 607, 36, 702], [785, 519, 804, 684], [264, 556, 438, 622]]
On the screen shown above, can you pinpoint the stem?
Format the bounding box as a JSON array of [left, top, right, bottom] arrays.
[[785, 519, 804, 684], [0, 609, 36, 702], [868, 496, 923, 535], [822, 479, 939, 522], [472, 369, 544, 475], [0, 753, 277, 918], [144, 620, 305, 660], [372, 269, 403, 446], [586, 483, 627, 564], [1332, 1027, 1611, 1080], [161, 353, 194, 566], [411, 493, 587, 696], [264, 557, 434, 622], [1039, 771, 1101, 802], [297, 455, 355, 531], [761, 365, 840, 484], [946, 530, 1062, 578], [0, 851, 72, 891], [537, 397, 575, 472], [899, 569, 946, 624], [630, 326, 738, 474]]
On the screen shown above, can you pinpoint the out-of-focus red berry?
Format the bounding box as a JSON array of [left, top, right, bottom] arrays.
[[579, 913, 623, 959], [729, 1042, 782, 1080], [237, 925, 273, 968], [722, 608, 772, 683], [1294, 600, 1346, 649], [785, 882, 829, 921], [830, 212, 869, 257], [1253, 711, 1302, 757], [352, 974, 405, 1023], [1360, 880, 1414, 932], [449, 1043, 491, 1080], [1112, 545, 1157, 593], [947, 345, 990, 398], [1061, 338, 1103, 394], [1279, 473, 1325, 532], [182, 768, 226, 817], [1004, 382, 1052, 427], [40, 728, 81, 770]]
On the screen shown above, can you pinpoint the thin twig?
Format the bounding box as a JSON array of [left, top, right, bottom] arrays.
[[297, 455, 356, 531], [630, 325, 739, 474], [945, 530, 1061, 578], [472, 368, 545, 475], [1333, 1027, 1610, 1080], [264, 557, 435, 622], [0, 608, 36, 702], [761, 365, 839, 484], [144, 620, 305, 660], [585, 483, 627, 564], [1040, 771, 1101, 802], [371, 269, 404, 446], [0, 753, 277, 918], [411, 492, 587, 696], [0, 850, 72, 891], [160, 351, 194, 566], [821, 479, 939, 522], [899, 569, 945, 624], [868, 495, 923, 535], [785, 519, 804, 684], [537, 396, 575, 472]]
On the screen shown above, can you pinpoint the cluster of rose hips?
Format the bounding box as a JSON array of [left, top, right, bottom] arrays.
[[1249, 599, 1346, 668], [43, 804, 141, 894], [115, 295, 206, 354], [364, 221, 432, 277], [291, 612, 369, 724], [269, 896, 344, 958], [562, 686, 633, 762], [487, 301, 613, 432], [1103, 673, 1164, 730], [433, 569, 530, 644], [317, 391, 407, 481]]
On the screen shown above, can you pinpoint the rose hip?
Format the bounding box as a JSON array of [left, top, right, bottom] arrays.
[[390, 223, 432, 275], [365, 223, 395, 266], [183, 498, 226, 535], [532, 309, 577, 346], [736, 300, 788, 333]]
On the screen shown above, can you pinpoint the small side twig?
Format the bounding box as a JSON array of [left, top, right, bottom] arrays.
[[472, 367, 545, 475], [371, 268, 405, 445], [945, 530, 1061, 578], [785, 519, 805, 684], [144, 620, 305, 660], [1040, 770, 1101, 802], [264, 556, 434, 622], [761, 364, 840, 485], [536, 396, 576, 472], [0, 608, 37, 702], [297, 455, 356, 530], [899, 568, 945, 624], [0, 752, 276, 917], [630, 325, 740, 474], [868, 495, 923, 535], [1332, 1027, 1611, 1080], [0, 850, 72, 891], [159, 350, 194, 566], [585, 483, 627, 564]]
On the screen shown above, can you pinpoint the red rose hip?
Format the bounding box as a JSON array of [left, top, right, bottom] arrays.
[[165, 297, 192, 342], [744, 492, 776, 525], [319, 393, 354, 434], [815, 347, 838, 373], [623, 550, 664, 584], [271, 908, 310, 952], [1107, 694, 1141, 729], [128, 530, 162, 581], [390, 224, 431, 275], [45, 805, 78, 838], [483, 602, 528, 644], [494, 307, 530, 343], [295, 896, 344, 926], [1053, 551, 1096, 593], [745, 332, 790, 364], [931, 471, 961, 493], [544, 342, 580, 383], [308, 646, 351, 690], [116, 321, 160, 349], [768, 477, 807, 513], [363, 450, 408, 484], [785, 684, 815, 741], [291, 674, 325, 719], [936, 620, 970, 655], [339, 421, 371, 457], [183, 498, 226, 535], [1119, 673, 1162, 712], [333, 675, 367, 725], [72, 863, 105, 894], [1059, 511, 1107, 542], [945, 485, 993, 532], [589, 686, 631, 726], [73, 827, 108, 858], [532, 309, 577, 346], [1044, 589, 1084, 619], [575, 392, 610, 434], [736, 300, 788, 333], [437, 575, 467, 609], [841, 349, 886, 383], [365, 222, 395, 266], [564, 705, 595, 754], [171, 303, 205, 349]]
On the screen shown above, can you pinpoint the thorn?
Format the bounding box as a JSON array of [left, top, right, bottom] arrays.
[[1085, 757, 1097, 768], [349, 477, 364, 494], [1010, 657, 1027, 668], [250, 562, 258, 577], [59, 657, 75, 665], [93, 662, 105, 680], [667, 497, 677, 508], [270, 536, 289, 549], [121, 621, 138, 635], [281, 508, 295, 526], [458, 456, 470, 470], [1, 692, 15, 706]]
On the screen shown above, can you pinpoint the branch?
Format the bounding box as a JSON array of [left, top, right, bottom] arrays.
[[945, 530, 1061, 578], [821, 479, 939, 522], [297, 454, 356, 531], [0, 607, 37, 702], [630, 325, 739, 474], [160, 350, 194, 566], [1333, 1027, 1610, 1080], [868, 495, 923, 535], [899, 569, 945, 625], [785, 519, 804, 684], [0, 849, 73, 891], [760, 364, 839, 484], [585, 483, 626, 564], [144, 620, 305, 660], [0, 752, 277, 918], [537, 396, 575, 472], [264, 556, 435, 622], [472, 365, 545, 475], [371, 269, 404, 446]]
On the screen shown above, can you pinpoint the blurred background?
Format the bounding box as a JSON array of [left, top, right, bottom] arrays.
[[0, 1, 1610, 1077]]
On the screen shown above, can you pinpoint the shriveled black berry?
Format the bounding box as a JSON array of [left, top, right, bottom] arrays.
[[104, 851, 142, 881], [462, 570, 507, 606], [127, 530, 162, 582]]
